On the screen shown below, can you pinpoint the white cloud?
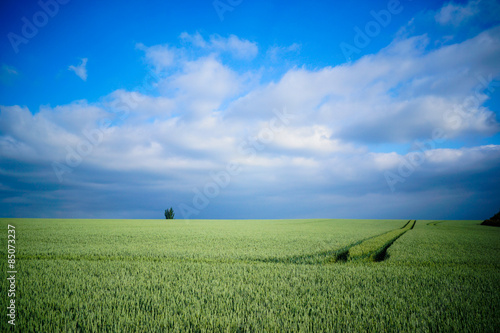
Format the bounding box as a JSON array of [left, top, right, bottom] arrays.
[[180, 32, 258, 60], [5, 26, 500, 169], [0, 102, 108, 162], [435, 0, 500, 27], [160, 56, 243, 115], [136, 43, 176, 71], [371, 152, 401, 170], [269, 125, 361, 156], [435, 0, 480, 26], [267, 43, 301, 61], [2, 11, 500, 218], [105, 90, 175, 121], [1, 64, 18, 76], [223, 26, 500, 145], [217, 34, 258, 60], [0, 64, 19, 84], [68, 58, 88, 81]]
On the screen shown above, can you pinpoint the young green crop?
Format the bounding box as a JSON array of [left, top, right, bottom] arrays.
[[348, 220, 416, 261], [0, 218, 498, 332], [5, 218, 404, 263]]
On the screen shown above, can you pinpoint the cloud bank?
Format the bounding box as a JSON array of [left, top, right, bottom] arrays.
[[1, 4, 500, 219]]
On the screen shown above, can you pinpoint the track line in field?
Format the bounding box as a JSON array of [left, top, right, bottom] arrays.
[[347, 220, 416, 262], [401, 219, 412, 228], [427, 220, 447, 226], [18, 220, 416, 265], [255, 220, 414, 264]]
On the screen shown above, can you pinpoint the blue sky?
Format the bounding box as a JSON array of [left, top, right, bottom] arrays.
[[1, 0, 500, 219]]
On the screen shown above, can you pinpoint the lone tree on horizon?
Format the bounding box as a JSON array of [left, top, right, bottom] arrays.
[[165, 207, 175, 220]]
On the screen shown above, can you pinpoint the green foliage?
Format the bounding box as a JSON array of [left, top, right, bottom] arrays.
[[164, 207, 175, 219], [0, 218, 498, 332]]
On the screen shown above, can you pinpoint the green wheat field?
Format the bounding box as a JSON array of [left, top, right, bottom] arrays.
[[1, 218, 499, 332]]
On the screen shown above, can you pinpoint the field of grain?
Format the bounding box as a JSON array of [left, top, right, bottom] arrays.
[[1, 218, 499, 332]]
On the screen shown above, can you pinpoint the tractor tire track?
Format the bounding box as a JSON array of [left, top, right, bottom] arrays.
[[347, 220, 416, 262], [19, 220, 417, 265]]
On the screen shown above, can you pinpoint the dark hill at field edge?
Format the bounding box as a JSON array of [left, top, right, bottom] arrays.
[[482, 210, 500, 227]]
